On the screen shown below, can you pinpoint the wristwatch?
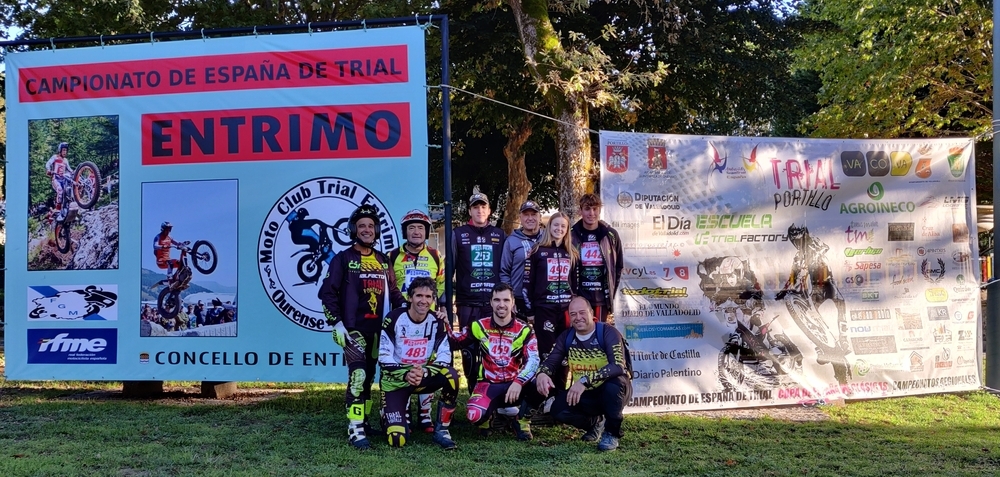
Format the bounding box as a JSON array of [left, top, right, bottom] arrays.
[[579, 375, 590, 388]]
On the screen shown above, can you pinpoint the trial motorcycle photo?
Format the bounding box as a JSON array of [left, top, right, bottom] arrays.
[[717, 292, 804, 391], [155, 240, 218, 319], [51, 161, 101, 253]]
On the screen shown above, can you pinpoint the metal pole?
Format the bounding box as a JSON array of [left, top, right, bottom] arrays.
[[441, 16, 455, 325], [987, 0, 1000, 390]]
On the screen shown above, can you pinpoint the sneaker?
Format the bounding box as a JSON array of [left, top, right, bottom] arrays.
[[581, 416, 605, 442], [597, 432, 619, 452], [432, 429, 457, 450]]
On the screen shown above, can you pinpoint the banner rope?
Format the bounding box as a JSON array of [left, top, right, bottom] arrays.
[[434, 84, 600, 135]]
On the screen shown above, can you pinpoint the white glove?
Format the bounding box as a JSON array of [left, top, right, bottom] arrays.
[[331, 322, 349, 347]]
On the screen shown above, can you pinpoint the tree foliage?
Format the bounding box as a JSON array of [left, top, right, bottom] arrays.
[[793, 0, 992, 139], [27, 116, 119, 208]]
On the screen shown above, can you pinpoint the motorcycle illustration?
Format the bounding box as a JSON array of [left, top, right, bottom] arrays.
[[285, 207, 338, 285], [51, 162, 101, 253], [155, 240, 218, 319], [717, 293, 803, 391], [778, 224, 852, 384], [292, 227, 336, 285]]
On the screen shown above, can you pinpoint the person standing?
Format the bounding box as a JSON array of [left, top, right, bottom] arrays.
[[379, 277, 460, 450], [523, 212, 579, 357], [534, 296, 632, 452], [500, 200, 543, 316], [570, 193, 624, 323], [319, 204, 406, 450], [389, 208, 446, 433], [449, 283, 539, 441], [452, 187, 505, 391]]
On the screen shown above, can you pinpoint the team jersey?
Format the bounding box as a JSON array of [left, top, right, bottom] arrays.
[[453, 222, 505, 305], [450, 316, 539, 385], [152, 233, 178, 263], [46, 154, 70, 177], [389, 245, 445, 304], [538, 324, 628, 390], [319, 247, 405, 334], [522, 243, 578, 314], [378, 307, 452, 392]]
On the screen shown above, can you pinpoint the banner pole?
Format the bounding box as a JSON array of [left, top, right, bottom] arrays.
[[440, 15, 455, 325], [987, 0, 1000, 391]]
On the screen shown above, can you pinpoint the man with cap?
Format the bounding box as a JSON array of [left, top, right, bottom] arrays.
[[500, 199, 543, 318], [452, 186, 506, 392], [570, 193, 624, 323], [389, 208, 446, 433], [320, 204, 406, 450]]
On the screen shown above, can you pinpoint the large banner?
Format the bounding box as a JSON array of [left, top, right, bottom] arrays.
[[5, 27, 428, 381], [601, 132, 983, 412]]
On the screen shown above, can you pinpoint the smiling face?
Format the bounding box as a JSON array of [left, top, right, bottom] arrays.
[[491, 288, 513, 325], [568, 296, 597, 334], [355, 218, 377, 245], [409, 286, 435, 319], [549, 216, 568, 245], [406, 223, 426, 246], [469, 202, 491, 226], [520, 210, 540, 234], [581, 205, 601, 230]]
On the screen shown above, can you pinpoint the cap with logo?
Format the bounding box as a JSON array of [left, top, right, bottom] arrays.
[[519, 200, 540, 213], [469, 185, 489, 207]]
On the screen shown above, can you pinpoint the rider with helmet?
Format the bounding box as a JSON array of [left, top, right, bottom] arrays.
[[45, 142, 73, 221], [319, 204, 406, 450], [778, 224, 849, 355], [286, 207, 329, 253], [153, 221, 185, 283], [388, 208, 446, 433]]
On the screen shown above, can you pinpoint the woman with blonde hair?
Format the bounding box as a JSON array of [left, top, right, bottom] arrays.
[[523, 212, 580, 358]]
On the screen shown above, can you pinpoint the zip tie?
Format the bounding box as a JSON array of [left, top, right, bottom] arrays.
[[50, 38, 55, 51], [99, 35, 104, 48], [308, 22, 312, 35], [361, 19, 367, 32], [150, 31, 155, 44], [253, 26, 258, 38], [201, 28, 206, 41]]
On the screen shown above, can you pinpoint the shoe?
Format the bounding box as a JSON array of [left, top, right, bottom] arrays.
[[478, 419, 493, 438], [597, 432, 619, 451], [432, 429, 457, 450], [348, 425, 371, 450], [582, 416, 605, 442], [511, 419, 533, 441]]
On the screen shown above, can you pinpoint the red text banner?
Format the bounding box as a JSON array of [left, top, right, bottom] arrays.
[[20, 45, 409, 102], [142, 103, 411, 165]]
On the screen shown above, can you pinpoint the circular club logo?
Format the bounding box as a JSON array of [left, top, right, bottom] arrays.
[[257, 177, 398, 332], [617, 192, 634, 208]]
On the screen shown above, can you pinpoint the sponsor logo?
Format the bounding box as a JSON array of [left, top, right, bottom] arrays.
[[28, 285, 119, 321], [952, 251, 970, 263], [622, 287, 688, 298], [743, 145, 761, 173], [921, 258, 946, 283], [854, 359, 872, 377], [616, 192, 633, 208], [27, 328, 117, 364], [620, 192, 681, 210], [606, 143, 628, 173], [624, 323, 703, 340], [652, 215, 691, 236], [867, 182, 885, 200], [915, 158, 932, 178], [956, 355, 978, 368], [851, 335, 898, 355], [927, 306, 949, 321], [917, 247, 946, 256], [648, 138, 667, 171], [139, 352, 150, 363], [895, 308, 923, 330], [887, 223, 914, 241], [257, 177, 398, 332], [890, 152, 912, 176], [695, 214, 772, 229], [610, 221, 640, 230], [844, 225, 875, 244], [932, 324, 952, 343], [925, 287, 948, 302], [844, 247, 883, 257], [958, 329, 975, 341], [631, 349, 701, 361], [947, 147, 968, 178], [850, 309, 891, 321], [934, 348, 953, 368], [909, 352, 924, 372], [771, 158, 840, 189], [709, 142, 727, 175], [861, 291, 880, 301]]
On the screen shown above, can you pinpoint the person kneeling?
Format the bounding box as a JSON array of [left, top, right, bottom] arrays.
[[450, 283, 539, 441], [379, 277, 460, 450], [534, 296, 632, 451]]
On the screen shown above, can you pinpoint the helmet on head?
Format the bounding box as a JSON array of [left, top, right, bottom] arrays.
[[57, 142, 69, 153], [400, 209, 432, 241], [296, 208, 308, 218], [161, 221, 172, 231], [787, 224, 808, 247], [348, 204, 381, 245]]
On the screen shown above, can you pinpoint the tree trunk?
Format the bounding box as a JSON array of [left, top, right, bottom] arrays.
[[501, 115, 534, 234], [507, 0, 594, 218]]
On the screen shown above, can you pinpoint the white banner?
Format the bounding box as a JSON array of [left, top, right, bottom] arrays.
[[600, 132, 982, 412]]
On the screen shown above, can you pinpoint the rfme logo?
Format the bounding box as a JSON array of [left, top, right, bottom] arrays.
[[27, 328, 117, 364]]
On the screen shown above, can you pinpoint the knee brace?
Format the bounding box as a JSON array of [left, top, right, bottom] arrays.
[[466, 395, 491, 424], [386, 427, 408, 448]]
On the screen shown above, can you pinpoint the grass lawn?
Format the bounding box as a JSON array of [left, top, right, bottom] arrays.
[[1, 372, 999, 477]]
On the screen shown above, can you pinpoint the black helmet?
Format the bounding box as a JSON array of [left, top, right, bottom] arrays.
[[161, 221, 173, 231], [787, 224, 808, 246], [349, 204, 381, 245], [297, 208, 308, 218], [57, 142, 69, 153]]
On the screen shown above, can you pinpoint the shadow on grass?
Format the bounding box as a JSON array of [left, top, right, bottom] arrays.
[[1, 383, 999, 477]]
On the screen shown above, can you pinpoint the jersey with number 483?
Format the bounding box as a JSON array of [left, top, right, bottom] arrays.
[[378, 307, 452, 392]]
